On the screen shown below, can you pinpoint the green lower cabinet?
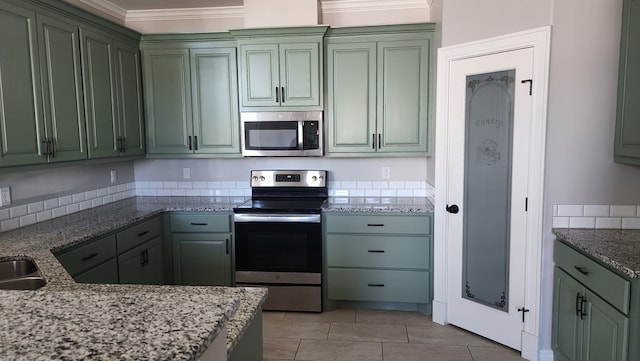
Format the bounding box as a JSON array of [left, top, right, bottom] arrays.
[[553, 268, 629, 361], [74, 258, 118, 284], [324, 212, 433, 312], [118, 237, 163, 285], [228, 309, 263, 361], [172, 233, 232, 286]]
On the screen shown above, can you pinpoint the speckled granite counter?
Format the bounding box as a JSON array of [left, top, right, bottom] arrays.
[[324, 197, 433, 213], [0, 196, 266, 361], [553, 228, 640, 279]]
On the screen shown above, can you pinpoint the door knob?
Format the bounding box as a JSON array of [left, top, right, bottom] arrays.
[[446, 204, 459, 214]]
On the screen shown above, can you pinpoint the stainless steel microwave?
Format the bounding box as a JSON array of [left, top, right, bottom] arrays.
[[240, 111, 323, 157]]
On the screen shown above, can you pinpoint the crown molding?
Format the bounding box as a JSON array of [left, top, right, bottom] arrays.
[[69, 0, 127, 21], [126, 6, 244, 22], [320, 0, 430, 13]]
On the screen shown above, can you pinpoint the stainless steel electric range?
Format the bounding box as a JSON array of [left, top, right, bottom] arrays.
[[233, 170, 327, 312]]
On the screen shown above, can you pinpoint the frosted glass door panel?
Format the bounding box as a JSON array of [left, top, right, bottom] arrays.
[[462, 70, 515, 311]]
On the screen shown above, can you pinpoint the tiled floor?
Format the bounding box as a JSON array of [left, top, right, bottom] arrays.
[[262, 309, 526, 361]]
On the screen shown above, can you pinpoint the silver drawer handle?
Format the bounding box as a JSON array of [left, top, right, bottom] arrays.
[[574, 266, 589, 275], [367, 283, 385, 287]]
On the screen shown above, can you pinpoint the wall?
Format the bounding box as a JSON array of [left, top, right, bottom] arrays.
[[441, 0, 640, 356]]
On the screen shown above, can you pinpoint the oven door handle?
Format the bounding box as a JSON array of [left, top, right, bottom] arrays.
[[234, 213, 321, 223]]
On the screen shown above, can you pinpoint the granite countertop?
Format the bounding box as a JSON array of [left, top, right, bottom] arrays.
[[0, 196, 266, 361], [324, 197, 434, 213], [553, 228, 640, 279]]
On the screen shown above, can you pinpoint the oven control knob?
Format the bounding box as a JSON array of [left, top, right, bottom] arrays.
[[252, 176, 258, 181], [259, 176, 265, 181], [312, 176, 318, 181]]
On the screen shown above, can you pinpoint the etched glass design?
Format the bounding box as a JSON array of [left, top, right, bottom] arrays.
[[462, 70, 515, 311]]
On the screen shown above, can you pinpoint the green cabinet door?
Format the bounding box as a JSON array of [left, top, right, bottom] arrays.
[[190, 48, 240, 154], [553, 268, 629, 361], [172, 233, 231, 286], [615, 0, 640, 164], [0, 2, 46, 167], [553, 269, 583, 361], [377, 40, 429, 153], [582, 289, 628, 361], [115, 40, 145, 156], [326, 42, 376, 153], [279, 42, 320, 107], [80, 27, 119, 159], [36, 14, 87, 163], [238, 43, 280, 107], [74, 258, 119, 284], [118, 236, 163, 285], [142, 48, 192, 154], [238, 41, 321, 109]]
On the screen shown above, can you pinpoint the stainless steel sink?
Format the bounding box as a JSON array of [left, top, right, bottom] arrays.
[[0, 259, 46, 290]]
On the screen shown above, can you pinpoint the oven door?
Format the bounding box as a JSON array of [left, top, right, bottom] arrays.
[[234, 213, 322, 275]]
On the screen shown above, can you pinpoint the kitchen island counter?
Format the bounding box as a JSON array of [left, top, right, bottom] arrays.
[[553, 228, 640, 279], [0, 196, 265, 361]]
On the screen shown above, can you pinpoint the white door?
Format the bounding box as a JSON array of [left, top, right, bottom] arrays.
[[445, 47, 534, 350]]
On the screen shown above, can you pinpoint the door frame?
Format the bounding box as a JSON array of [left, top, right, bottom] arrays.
[[433, 27, 551, 360]]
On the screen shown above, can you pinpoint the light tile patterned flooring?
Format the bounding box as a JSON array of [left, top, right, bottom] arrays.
[[262, 309, 526, 361]]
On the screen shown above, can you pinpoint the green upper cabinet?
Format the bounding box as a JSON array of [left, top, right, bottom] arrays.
[[37, 13, 87, 163], [325, 24, 434, 155], [81, 26, 144, 159], [231, 26, 328, 111], [0, 2, 46, 167], [141, 38, 240, 156], [615, 0, 640, 165]]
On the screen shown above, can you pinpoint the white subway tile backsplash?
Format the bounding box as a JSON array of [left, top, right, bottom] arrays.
[[157, 189, 171, 196], [44, 199, 59, 210], [553, 217, 570, 228], [583, 205, 609, 217], [185, 189, 200, 197], [79, 200, 92, 211], [52, 206, 66, 218], [178, 181, 192, 189], [108, 185, 118, 194], [142, 189, 157, 196], [192, 181, 207, 189], [557, 205, 583, 217], [397, 189, 413, 197], [350, 189, 366, 197], [372, 181, 388, 189], [356, 181, 372, 189], [19, 214, 37, 227], [200, 189, 215, 196], [117, 184, 129, 192], [553, 205, 558, 217], [622, 218, 640, 229], [595, 217, 622, 229], [163, 181, 177, 189], [341, 181, 357, 189], [72, 193, 85, 203], [381, 189, 397, 197], [207, 181, 221, 189], [27, 201, 44, 214], [237, 181, 250, 189], [91, 199, 103, 207], [102, 195, 114, 204], [413, 189, 427, 197], [66, 204, 80, 214], [389, 181, 405, 189], [220, 181, 236, 189], [214, 189, 229, 196], [36, 210, 52, 222], [229, 189, 245, 197], [0, 209, 9, 221], [113, 193, 124, 201], [405, 181, 422, 189], [10, 205, 28, 218], [149, 181, 163, 189], [84, 190, 98, 200], [365, 189, 381, 197], [610, 205, 637, 217], [136, 181, 149, 189], [97, 188, 108, 197], [171, 189, 186, 197], [569, 217, 595, 228], [58, 195, 72, 206], [1, 218, 20, 232]]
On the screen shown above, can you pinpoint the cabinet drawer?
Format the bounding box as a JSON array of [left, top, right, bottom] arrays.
[[170, 213, 231, 233], [73, 258, 119, 284], [117, 216, 162, 253], [56, 234, 117, 276], [327, 268, 430, 303], [326, 234, 429, 269], [325, 214, 430, 235], [555, 241, 630, 314]]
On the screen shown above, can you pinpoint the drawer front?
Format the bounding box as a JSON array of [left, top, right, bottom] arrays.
[[327, 268, 430, 303], [117, 216, 162, 253], [555, 241, 630, 314], [326, 234, 430, 269], [74, 258, 119, 284], [170, 213, 231, 233], [56, 234, 117, 276], [325, 214, 431, 235]]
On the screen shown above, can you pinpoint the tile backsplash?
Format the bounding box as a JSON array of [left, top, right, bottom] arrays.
[[553, 204, 640, 229], [0, 180, 433, 233]]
